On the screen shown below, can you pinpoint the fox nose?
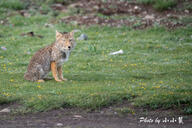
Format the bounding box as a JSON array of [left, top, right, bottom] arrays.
[[68, 46, 71, 49]]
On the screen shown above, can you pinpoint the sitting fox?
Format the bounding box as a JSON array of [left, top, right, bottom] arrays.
[[24, 30, 76, 82]]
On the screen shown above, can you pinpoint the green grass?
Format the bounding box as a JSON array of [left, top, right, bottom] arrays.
[[136, 0, 154, 5], [153, 0, 177, 11], [0, 8, 192, 113], [182, 2, 192, 11], [0, 0, 27, 10], [115, 107, 135, 115], [136, 0, 177, 11]]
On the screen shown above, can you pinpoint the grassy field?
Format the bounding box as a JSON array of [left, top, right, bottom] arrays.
[[0, 1, 192, 114], [136, 0, 177, 11]]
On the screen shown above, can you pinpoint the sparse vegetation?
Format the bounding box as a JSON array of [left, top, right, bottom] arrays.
[[115, 107, 135, 115]]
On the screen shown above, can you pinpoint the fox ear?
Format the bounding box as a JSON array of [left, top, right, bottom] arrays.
[[69, 31, 74, 37], [56, 30, 62, 39]]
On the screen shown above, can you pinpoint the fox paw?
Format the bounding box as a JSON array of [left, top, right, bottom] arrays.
[[55, 79, 62, 82], [37, 79, 45, 82], [61, 77, 68, 81]]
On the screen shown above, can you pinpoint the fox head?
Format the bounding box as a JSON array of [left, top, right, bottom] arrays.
[[55, 30, 76, 52]]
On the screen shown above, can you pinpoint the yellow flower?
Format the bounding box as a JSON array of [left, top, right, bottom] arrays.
[[141, 86, 146, 90], [38, 95, 42, 99], [130, 64, 137, 66], [37, 85, 41, 89], [57, 92, 62, 95], [155, 86, 160, 89], [159, 81, 163, 84], [140, 83, 146, 86], [10, 79, 14, 82], [3, 92, 10, 96]]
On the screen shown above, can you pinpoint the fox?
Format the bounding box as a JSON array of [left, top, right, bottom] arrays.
[[24, 30, 76, 82]]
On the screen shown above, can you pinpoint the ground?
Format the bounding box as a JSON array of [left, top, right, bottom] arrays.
[[1, 102, 192, 128], [0, 0, 192, 128]]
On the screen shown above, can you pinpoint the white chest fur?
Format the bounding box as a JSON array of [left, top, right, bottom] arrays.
[[57, 51, 70, 66]]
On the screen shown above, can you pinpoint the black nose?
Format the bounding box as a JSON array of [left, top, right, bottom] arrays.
[[68, 46, 71, 49]]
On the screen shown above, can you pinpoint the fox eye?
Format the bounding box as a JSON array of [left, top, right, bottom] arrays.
[[69, 39, 73, 42]]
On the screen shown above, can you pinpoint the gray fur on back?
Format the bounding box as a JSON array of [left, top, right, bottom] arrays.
[[24, 44, 53, 81]]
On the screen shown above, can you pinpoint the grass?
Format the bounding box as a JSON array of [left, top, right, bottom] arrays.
[[136, 0, 177, 11], [115, 107, 135, 115], [136, 0, 154, 5], [0, 3, 192, 114], [153, 0, 177, 11], [0, 0, 27, 10], [182, 2, 192, 11]]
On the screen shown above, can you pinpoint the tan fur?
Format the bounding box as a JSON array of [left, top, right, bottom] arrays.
[[24, 31, 76, 82]]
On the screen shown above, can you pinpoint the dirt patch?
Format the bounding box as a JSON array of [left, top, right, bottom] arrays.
[[61, 14, 135, 27], [0, 102, 192, 128], [55, 0, 192, 29]]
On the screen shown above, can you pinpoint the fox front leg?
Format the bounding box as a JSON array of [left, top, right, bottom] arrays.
[[51, 62, 62, 82], [57, 66, 68, 81]]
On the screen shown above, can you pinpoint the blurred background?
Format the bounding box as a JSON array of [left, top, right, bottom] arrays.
[[0, 0, 191, 29]]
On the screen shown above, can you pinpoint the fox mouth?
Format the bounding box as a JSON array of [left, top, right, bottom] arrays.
[[61, 49, 70, 53]]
